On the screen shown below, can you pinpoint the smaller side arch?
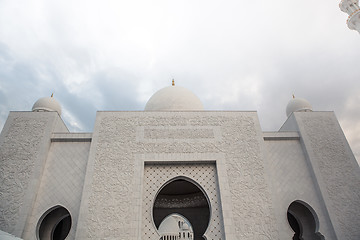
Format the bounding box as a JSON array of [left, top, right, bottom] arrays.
[[36, 205, 72, 240], [287, 200, 325, 240]]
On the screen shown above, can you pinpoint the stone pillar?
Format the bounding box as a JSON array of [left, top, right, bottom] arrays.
[[0, 112, 67, 237], [287, 112, 360, 240]]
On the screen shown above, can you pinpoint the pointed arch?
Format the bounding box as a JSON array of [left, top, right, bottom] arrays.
[[36, 205, 72, 240], [153, 176, 211, 240], [287, 200, 325, 240]]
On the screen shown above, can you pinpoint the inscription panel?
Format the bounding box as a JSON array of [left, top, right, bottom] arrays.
[[137, 126, 221, 143], [145, 128, 214, 139]]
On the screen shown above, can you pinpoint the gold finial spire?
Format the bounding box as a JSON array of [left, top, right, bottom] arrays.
[[172, 79, 175, 86], [292, 94, 295, 99], [51, 93, 54, 98]]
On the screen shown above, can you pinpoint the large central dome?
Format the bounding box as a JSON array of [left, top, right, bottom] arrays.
[[144, 85, 204, 111]]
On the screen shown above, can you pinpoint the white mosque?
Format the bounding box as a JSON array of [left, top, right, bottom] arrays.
[[0, 82, 359, 240]]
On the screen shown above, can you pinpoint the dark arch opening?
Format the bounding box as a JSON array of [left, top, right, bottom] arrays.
[[37, 206, 72, 240], [153, 178, 210, 240], [287, 201, 325, 240]]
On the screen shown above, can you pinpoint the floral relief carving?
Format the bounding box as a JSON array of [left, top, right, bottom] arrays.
[[87, 117, 136, 239], [222, 116, 279, 240], [0, 117, 47, 234]]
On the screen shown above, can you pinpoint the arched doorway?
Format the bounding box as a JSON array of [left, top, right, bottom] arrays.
[[287, 201, 325, 240], [37, 206, 72, 240], [153, 178, 210, 240]]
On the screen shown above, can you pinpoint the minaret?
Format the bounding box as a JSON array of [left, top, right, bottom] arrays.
[[340, 0, 360, 33]]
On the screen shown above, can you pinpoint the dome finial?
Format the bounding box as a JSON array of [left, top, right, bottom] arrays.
[[172, 79, 175, 86], [32, 95, 62, 115], [286, 96, 312, 117]]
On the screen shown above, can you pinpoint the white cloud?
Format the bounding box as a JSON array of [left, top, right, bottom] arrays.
[[0, 0, 359, 162]]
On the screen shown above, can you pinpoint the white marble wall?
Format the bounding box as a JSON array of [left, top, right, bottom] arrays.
[[0, 112, 67, 237], [76, 111, 278, 240], [22, 140, 91, 240], [3, 110, 358, 240], [264, 136, 337, 239], [293, 112, 360, 240]]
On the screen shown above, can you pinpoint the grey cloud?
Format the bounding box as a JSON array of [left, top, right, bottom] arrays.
[[91, 69, 144, 111], [0, 1, 359, 162]]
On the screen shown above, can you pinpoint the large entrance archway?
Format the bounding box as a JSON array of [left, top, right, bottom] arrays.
[[287, 201, 325, 240], [153, 178, 210, 240]]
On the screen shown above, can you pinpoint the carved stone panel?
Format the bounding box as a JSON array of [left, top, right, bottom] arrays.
[[79, 112, 278, 240], [220, 115, 279, 240], [0, 116, 48, 234]]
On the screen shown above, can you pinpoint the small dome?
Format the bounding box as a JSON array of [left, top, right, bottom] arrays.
[[32, 96, 62, 115], [145, 85, 204, 111], [158, 215, 180, 234], [286, 96, 312, 117]]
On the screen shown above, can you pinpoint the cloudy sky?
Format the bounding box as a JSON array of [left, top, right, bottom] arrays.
[[0, 0, 359, 161]]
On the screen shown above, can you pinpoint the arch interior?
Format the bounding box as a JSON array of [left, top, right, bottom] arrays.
[[287, 201, 325, 240], [153, 179, 210, 240], [37, 206, 72, 240]]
